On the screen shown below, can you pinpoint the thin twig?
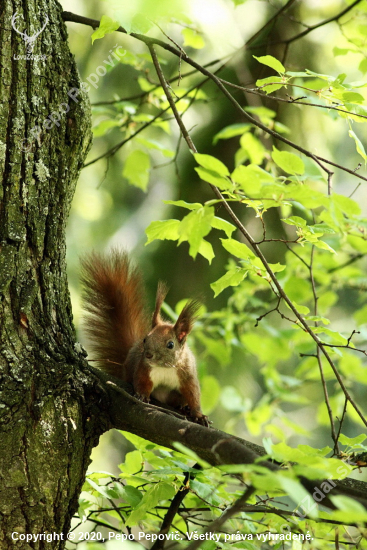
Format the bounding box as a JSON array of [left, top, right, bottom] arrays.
[[328, 254, 364, 273], [249, 0, 363, 48], [245, 0, 298, 47], [284, 243, 311, 269], [184, 487, 256, 550], [310, 245, 339, 451], [151, 466, 200, 550], [145, 39, 367, 428], [84, 77, 209, 168], [334, 399, 348, 456], [148, 44, 196, 151], [62, 11, 367, 182], [221, 79, 367, 122], [349, 182, 361, 198]]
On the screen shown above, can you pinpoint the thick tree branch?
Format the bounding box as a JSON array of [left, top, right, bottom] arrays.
[[93, 368, 367, 510]]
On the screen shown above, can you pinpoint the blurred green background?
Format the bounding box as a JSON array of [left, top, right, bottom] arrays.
[[60, 0, 367, 473]]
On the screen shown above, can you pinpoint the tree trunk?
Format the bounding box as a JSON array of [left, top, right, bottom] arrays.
[[0, 1, 101, 547]]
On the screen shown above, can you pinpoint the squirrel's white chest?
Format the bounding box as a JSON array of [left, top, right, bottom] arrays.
[[150, 366, 180, 390]]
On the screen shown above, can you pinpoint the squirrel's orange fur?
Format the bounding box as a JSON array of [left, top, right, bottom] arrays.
[[81, 249, 208, 426]]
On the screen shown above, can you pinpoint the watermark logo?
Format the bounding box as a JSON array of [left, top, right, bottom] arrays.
[[12, 11, 48, 60]]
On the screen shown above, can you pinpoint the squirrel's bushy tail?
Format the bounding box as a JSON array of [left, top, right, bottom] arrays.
[[80, 249, 150, 378]]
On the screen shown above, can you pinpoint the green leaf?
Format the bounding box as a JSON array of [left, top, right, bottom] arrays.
[[178, 206, 214, 259], [85, 478, 117, 499], [164, 200, 202, 210], [349, 129, 367, 162], [197, 239, 215, 263], [304, 315, 330, 325], [200, 375, 221, 414], [121, 451, 143, 474], [190, 478, 221, 505], [238, 132, 266, 165], [312, 239, 336, 253], [282, 215, 307, 227], [348, 235, 367, 253], [136, 137, 174, 158], [197, 334, 231, 366], [211, 268, 247, 297], [268, 262, 286, 273], [244, 106, 276, 123], [312, 327, 348, 345], [120, 431, 154, 451], [123, 150, 151, 190], [253, 55, 285, 74], [340, 91, 364, 104], [311, 224, 335, 235], [78, 498, 92, 521], [87, 471, 115, 481], [232, 165, 260, 195], [195, 167, 232, 190], [333, 46, 355, 57], [354, 303, 367, 326], [145, 219, 180, 244], [221, 238, 255, 260], [213, 123, 250, 144], [211, 216, 235, 237], [182, 28, 205, 49], [92, 119, 121, 137], [91, 15, 120, 44], [359, 57, 367, 75], [138, 77, 156, 92], [256, 76, 285, 94], [330, 495, 367, 515], [277, 475, 317, 518], [338, 433, 367, 446], [332, 193, 361, 216], [194, 153, 229, 176], [274, 121, 291, 134], [114, 484, 143, 507], [292, 301, 310, 315], [232, 164, 274, 196], [272, 147, 305, 175], [127, 483, 175, 526], [130, 13, 153, 34]]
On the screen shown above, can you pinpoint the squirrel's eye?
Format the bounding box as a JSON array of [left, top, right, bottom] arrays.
[[166, 340, 174, 349], [143, 338, 146, 344]]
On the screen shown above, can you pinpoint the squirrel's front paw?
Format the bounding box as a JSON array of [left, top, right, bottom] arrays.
[[134, 393, 150, 403], [188, 410, 211, 428], [197, 414, 211, 427]]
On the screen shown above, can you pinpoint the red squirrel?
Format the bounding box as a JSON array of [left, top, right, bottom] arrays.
[[81, 249, 209, 426]]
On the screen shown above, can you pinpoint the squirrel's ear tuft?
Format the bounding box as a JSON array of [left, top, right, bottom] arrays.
[[174, 300, 201, 343], [152, 281, 169, 327]]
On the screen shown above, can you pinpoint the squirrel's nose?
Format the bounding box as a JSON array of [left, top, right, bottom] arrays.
[[145, 352, 153, 359]]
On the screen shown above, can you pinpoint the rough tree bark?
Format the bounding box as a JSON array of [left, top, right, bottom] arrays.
[[0, 1, 106, 547], [1, 2, 367, 549]]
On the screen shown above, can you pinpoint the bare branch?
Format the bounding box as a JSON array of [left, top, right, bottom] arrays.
[[62, 11, 365, 182], [250, 0, 364, 48]]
